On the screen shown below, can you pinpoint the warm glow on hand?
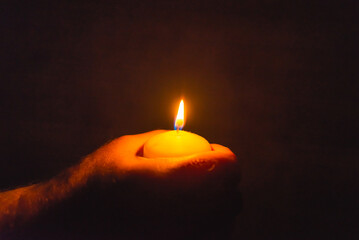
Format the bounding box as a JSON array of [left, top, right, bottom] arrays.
[[89, 130, 236, 175]]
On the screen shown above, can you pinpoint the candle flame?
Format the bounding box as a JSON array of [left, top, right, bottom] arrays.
[[175, 99, 184, 130]]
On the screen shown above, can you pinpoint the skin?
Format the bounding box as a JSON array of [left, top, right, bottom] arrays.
[[0, 130, 237, 231]]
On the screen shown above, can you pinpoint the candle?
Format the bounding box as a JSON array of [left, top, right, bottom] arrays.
[[143, 99, 212, 158]]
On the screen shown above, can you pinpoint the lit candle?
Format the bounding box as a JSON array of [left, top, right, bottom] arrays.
[[143, 99, 212, 158]]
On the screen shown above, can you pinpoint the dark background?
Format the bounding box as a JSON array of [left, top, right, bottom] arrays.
[[0, 0, 357, 239]]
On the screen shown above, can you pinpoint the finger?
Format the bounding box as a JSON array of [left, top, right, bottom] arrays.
[[210, 144, 235, 155], [91, 130, 168, 166], [136, 143, 237, 174], [172, 143, 236, 171], [105, 130, 167, 154], [171, 144, 238, 179], [194, 143, 237, 163], [209, 144, 240, 180], [130, 130, 168, 144], [122, 130, 169, 156]]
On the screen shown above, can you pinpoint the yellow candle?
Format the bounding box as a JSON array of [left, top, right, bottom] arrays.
[[143, 99, 212, 158]]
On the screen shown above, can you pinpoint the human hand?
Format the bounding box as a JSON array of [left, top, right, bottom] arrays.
[[0, 130, 240, 238], [84, 130, 238, 179], [75, 130, 240, 239]]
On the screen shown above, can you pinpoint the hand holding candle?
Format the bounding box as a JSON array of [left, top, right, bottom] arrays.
[[0, 99, 240, 239], [87, 129, 236, 177], [88, 99, 236, 176]]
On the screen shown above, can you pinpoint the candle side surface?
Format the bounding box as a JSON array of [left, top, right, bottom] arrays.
[[143, 131, 212, 158]]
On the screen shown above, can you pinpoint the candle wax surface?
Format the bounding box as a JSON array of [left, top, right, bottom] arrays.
[[143, 130, 212, 158]]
